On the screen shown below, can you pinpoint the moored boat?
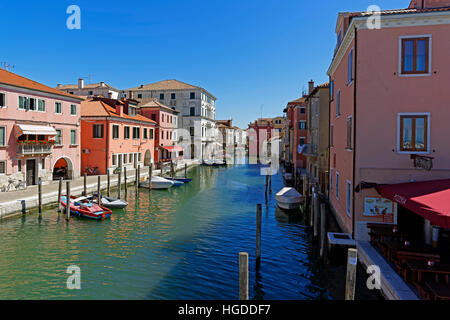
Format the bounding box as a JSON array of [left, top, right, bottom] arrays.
[[60, 196, 112, 220], [166, 178, 192, 183], [275, 187, 303, 210], [89, 194, 128, 209], [139, 176, 174, 189]]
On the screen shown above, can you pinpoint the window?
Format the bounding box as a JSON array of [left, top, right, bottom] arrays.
[[138, 94, 142, 99], [38, 99, 46, 112], [0, 127, 5, 146], [299, 121, 306, 130], [171, 93, 176, 100], [190, 92, 195, 99], [93, 124, 104, 138], [346, 181, 352, 216], [299, 137, 306, 145], [133, 127, 140, 139], [399, 114, 428, 152], [335, 172, 340, 200], [0, 161, 5, 174], [112, 154, 117, 166], [112, 125, 119, 139], [138, 153, 142, 162], [124, 126, 130, 139], [150, 129, 154, 139], [18, 160, 22, 172], [160, 93, 164, 100], [0, 93, 5, 107], [348, 49, 353, 84], [143, 128, 148, 139], [29, 98, 36, 111], [346, 117, 352, 150], [70, 130, 77, 145], [89, 91, 93, 95], [70, 104, 77, 115], [55, 102, 62, 114], [401, 37, 429, 74], [151, 114, 156, 121], [300, 108, 306, 114], [162, 114, 164, 122], [41, 158, 45, 170], [330, 80, 334, 99], [336, 91, 341, 117], [18, 96, 26, 110], [330, 169, 333, 191], [190, 127, 195, 136], [123, 154, 127, 164], [330, 125, 334, 147], [190, 107, 195, 116], [55, 129, 62, 145], [174, 117, 177, 125]]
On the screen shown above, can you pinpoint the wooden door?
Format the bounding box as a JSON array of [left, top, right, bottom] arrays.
[[26, 159, 36, 186]]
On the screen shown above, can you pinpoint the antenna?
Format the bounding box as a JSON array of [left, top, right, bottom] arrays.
[[260, 104, 264, 119], [0, 62, 15, 72], [81, 74, 94, 84]]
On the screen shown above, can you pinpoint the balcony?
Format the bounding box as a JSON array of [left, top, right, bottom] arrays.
[[17, 143, 53, 155], [302, 144, 318, 157]]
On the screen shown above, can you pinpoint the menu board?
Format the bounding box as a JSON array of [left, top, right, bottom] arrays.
[[363, 197, 393, 216]]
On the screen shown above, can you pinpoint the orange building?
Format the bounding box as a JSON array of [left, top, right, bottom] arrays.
[[80, 98, 156, 175]]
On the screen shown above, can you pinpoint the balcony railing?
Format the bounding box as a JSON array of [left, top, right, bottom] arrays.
[[17, 144, 53, 155]]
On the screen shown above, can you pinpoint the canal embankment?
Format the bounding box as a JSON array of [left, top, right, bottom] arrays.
[[0, 160, 200, 220]]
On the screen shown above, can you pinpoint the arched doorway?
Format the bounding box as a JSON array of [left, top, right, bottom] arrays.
[[53, 157, 73, 180], [144, 149, 152, 166]]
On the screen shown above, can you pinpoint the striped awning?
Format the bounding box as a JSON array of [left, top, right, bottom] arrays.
[[15, 124, 57, 137]]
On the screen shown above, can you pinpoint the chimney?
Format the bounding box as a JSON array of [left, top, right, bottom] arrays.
[[308, 80, 315, 95], [57, 84, 62, 89], [100, 81, 105, 87], [78, 78, 84, 89], [116, 104, 123, 117]]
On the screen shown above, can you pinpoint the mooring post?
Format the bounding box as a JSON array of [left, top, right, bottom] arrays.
[[57, 177, 63, 212], [97, 176, 101, 206], [302, 175, 306, 211], [314, 190, 320, 239], [149, 164, 153, 191], [239, 252, 249, 300], [269, 171, 272, 194], [66, 181, 71, 221], [123, 167, 127, 194], [256, 204, 262, 263], [83, 173, 87, 196], [137, 164, 141, 190], [265, 174, 268, 197], [320, 203, 326, 258], [310, 187, 315, 228], [185, 163, 187, 178], [135, 167, 139, 190], [170, 161, 174, 179], [118, 170, 122, 199], [107, 169, 110, 197], [345, 248, 358, 300], [38, 177, 42, 218]]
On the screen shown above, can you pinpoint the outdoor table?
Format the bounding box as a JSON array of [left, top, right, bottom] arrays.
[[369, 228, 406, 245], [425, 282, 450, 300], [382, 238, 436, 262], [404, 260, 450, 284]]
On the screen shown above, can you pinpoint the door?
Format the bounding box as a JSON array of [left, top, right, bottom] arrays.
[[26, 159, 36, 186]]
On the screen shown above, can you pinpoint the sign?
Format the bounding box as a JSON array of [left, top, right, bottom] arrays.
[[363, 197, 393, 216], [411, 154, 434, 171]]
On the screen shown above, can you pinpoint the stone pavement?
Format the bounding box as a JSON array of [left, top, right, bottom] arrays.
[[0, 159, 200, 219]]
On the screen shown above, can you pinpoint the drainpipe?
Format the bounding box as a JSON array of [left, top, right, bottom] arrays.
[[352, 26, 358, 239], [106, 118, 109, 174]]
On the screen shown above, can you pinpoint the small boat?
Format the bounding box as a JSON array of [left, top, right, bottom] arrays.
[[163, 178, 184, 187], [165, 177, 192, 183], [275, 187, 303, 210], [202, 160, 226, 167], [283, 172, 293, 182], [60, 195, 112, 220], [89, 194, 128, 209], [139, 176, 174, 189]]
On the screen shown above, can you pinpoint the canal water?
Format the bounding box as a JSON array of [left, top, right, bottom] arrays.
[[0, 164, 378, 300]]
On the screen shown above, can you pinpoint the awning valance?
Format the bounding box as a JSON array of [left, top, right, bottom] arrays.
[[15, 124, 57, 137], [162, 146, 183, 152], [376, 179, 450, 229]]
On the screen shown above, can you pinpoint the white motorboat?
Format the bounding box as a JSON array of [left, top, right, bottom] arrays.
[[89, 194, 129, 209], [139, 176, 174, 189], [275, 187, 303, 210]]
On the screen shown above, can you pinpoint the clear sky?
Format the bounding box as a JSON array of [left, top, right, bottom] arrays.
[[1, 0, 409, 128]]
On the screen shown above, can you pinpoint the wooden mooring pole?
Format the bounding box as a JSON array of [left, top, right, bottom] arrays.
[[135, 167, 139, 190], [137, 164, 141, 190], [239, 252, 249, 300], [123, 167, 127, 194], [117, 170, 122, 199], [107, 169, 110, 197], [97, 176, 101, 206], [65, 181, 71, 221], [265, 174, 269, 198], [256, 204, 262, 263], [38, 177, 42, 218], [149, 164, 153, 191], [314, 190, 320, 239], [320, 202, 326, 258], [185, 163, 187, 178], [57, 177, 63, 212], [83, 173, 87, 196], [345, 248, 358, 300]]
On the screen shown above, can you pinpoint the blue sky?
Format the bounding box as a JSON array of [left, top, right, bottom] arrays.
[[1, 0, 408, 128]]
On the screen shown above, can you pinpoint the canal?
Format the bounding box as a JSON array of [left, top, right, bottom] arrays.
[[0, 163, 378, 300]]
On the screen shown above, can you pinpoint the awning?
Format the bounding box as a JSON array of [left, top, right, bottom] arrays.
[[15, 124, 57, 137], [376, 179, 450, 229], [162, 146, 183, 152]]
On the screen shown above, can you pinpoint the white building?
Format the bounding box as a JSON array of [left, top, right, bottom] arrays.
[[57, 79, 121, 99], [125, 80, 217, 160]]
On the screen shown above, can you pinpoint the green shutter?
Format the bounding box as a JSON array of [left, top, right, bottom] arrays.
[[0, 127, 5, 146]]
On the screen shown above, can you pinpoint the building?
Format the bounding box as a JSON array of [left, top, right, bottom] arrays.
[[125, 80, 217, 160], [283, 97, 308, 171], [138, 99, 181, 163], [216, 119, 247, 163], [305, 81, 330, 194], [248, 118, 273, 160], [57, 79, 121, 99], [0, 69, 83, 188], [80, 98, 156, 176], [328, 0, 450, 245]]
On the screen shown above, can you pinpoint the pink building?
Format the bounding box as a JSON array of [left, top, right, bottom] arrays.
[[0, 69, 83, 188], [328, 1, 450, 244]]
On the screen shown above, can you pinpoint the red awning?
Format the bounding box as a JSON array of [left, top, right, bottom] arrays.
[[376, 179, 450, 229], [162, 146, 183, 152]]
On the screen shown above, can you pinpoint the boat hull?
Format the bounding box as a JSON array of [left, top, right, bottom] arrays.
[[139, 177, 174, 189], [61, 196, 112, 220]]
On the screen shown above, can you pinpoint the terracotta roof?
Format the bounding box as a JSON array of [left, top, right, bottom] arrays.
[[0, 68, 83, 100], [127, 79, 217, 100], [287, 97, 307, 106], [58, 82, 120, 92], [138, 99, 179, 113], [81, 100, 156, 125], [306, 82, 330, 99]]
